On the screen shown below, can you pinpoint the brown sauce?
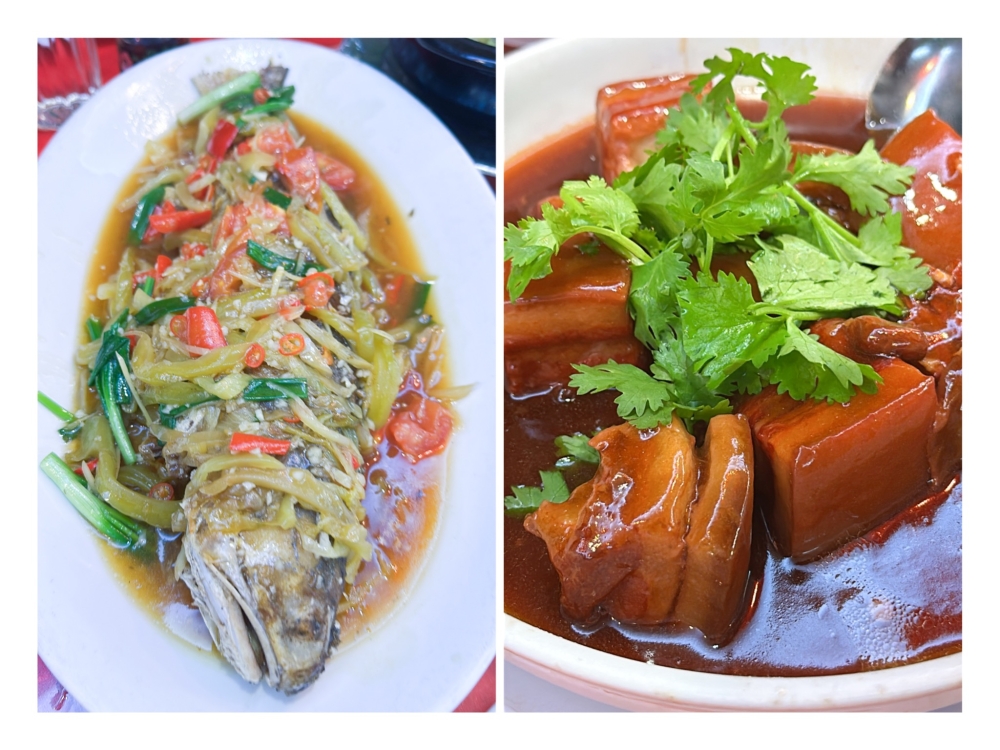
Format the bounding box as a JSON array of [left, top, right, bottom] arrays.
[[87, 111, 444, 651], [503, 96, 962, 677]]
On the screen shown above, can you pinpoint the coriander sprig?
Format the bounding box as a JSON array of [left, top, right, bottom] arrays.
[[504, 48, 932, 429]]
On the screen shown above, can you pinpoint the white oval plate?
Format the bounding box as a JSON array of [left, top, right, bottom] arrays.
[[38, 38, 496, 711], [504, 37, 961, 712]]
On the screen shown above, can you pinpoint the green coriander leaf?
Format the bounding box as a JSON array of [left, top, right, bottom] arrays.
[[878, 257, 934, 296], [693, 50, 816, 123], [677, 272, 787, 390], [651, 336, 731, 420], [750, 236, 898, 313], [560, 176, 640, 237], [754, 54, 817, 119], [765, 321, 882, 402], [554, 434, 600, 464], [628, 247, 689, 347], [792, 140, 914, 216], [657, 92, 729, 156], [504, 470, 571, 515], [570, 361, 676, 428], [503, 218, 561, 301]]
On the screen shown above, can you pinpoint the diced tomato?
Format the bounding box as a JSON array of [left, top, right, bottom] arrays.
[[190, 276, 209, 297], [184, 306, 227, 351], [387, 393, 453, 461], [207, 120, 239, 159], [253, 87, 270, 105], [276, 147, 322, 209], [315, 152, 357, 191], [236, 140, 252, 156], [208, 244, 248, 300], [155, 254, 172, 278], [213, 204, 251, 248], [297, 271, 336, 308], [180, 242, 208, 260], [255, 124, 297, 156], [149, 209, 213, 234]]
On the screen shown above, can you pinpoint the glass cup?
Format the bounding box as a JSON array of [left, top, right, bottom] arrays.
[[37, 38, 102, 130]]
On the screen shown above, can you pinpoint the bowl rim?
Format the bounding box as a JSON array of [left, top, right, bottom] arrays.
[[506, 615, 962, 711]]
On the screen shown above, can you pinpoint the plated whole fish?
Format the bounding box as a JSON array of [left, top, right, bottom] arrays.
[[42, 64, 453, 696]]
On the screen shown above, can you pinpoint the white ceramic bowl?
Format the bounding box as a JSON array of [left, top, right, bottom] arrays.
[[38, 39, 496, 711], [503, 37, 961, 712]]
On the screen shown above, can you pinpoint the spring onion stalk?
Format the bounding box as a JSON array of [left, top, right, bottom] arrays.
[[58, 422, 84, 442], [40, 453, 145, 548], [243, 86, 295, 117], [246, 239, 297, 273], [132, 295, 195, 326], [221, 92, 255, 113], [139, 276, 155, 296], [242, 378, 309, 401], [88, 310, 130, 387], [85, 316, 102, 341], [178, 71, 261, 126], [247, 239, 322, 274], [411, 281, 432, 317], [263, 187, 292, 209], [128, 185, 166, 245], [98, 364, 136, 465], [38, 391, 76, 422]]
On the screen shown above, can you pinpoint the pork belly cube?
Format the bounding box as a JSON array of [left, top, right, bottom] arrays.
[[881, 110, 963, 276], [739, 358, 937, 561], [505, 337, 646, 397], [524, 418, 697, 624], [673, 414, 754, 643], [597, 74, 697, 183], [525, 415, 754, 641], [504, 247, 641, 395]]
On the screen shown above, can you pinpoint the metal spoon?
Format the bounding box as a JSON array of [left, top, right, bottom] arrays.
[[867, 38, 961, 139]]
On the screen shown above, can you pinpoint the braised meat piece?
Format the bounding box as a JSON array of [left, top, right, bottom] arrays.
[[525, 415, 754, 642], [739, 357, 937, 562], [504, 247, 643, 395], [596, 74, 698, 183], [881, 110, 962, 276]]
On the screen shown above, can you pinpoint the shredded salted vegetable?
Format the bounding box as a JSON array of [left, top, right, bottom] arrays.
[[48, 68, 453, 584]]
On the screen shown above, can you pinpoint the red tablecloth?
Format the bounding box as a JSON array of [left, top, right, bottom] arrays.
[[37, 36, 495, 713]]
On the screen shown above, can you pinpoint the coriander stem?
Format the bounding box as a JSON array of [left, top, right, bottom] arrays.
[[726, 102, 758, 151], [750, 303, 823, 321], [585, 227, 653, 264]]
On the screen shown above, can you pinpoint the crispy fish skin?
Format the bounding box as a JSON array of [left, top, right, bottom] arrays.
[[180, 483, 346, 694]]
